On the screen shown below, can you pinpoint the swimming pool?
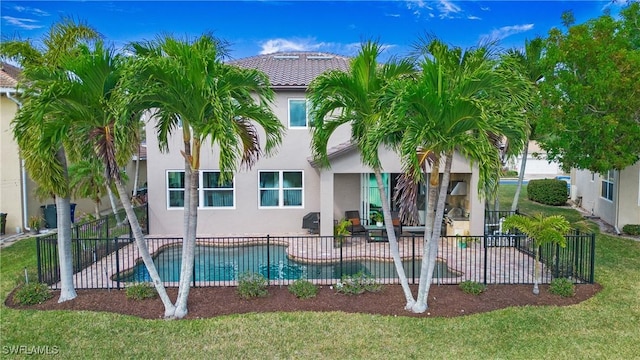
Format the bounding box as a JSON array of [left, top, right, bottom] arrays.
[[117, 244, 462, 282]]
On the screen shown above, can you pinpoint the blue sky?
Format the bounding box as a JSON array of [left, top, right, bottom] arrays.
[[0, 1, 632, 61]]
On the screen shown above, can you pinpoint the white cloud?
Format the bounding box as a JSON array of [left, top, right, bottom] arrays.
[[481, 24, 534, 42], [259, 38, 328, 54], [2, 16, 43, 30], [436, 0, 462, 19], [467, 15, 481, 21], [480, 6, 490, 11], [12, 5, 49, 16]]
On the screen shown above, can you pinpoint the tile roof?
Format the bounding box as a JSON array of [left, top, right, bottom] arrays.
[[0, 62, 21, 88], [230, 52, 351, 88]]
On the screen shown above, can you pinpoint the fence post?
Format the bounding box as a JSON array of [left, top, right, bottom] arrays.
[[339, 237, 343, 280], [589, 233, 596, 283], [192, 252, 196, 288], [36, 237, 42, 283], [266, 235, 270, 284], [483, 234, 488, 285], [115, 237, 120, 290], [412, 234, 416, 285], [105, 216, 110, 239]]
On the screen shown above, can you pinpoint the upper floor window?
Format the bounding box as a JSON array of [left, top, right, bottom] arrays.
[[259, 171, 303, 208], [288, 99, 308, 128], [601, 170, 615, 201]]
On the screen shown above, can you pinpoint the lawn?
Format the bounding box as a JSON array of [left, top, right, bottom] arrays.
[[1, 185, 639, 358]]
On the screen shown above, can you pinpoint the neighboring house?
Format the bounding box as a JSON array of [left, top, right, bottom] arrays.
[[144, 52, 486, 237], [0, 62, 144, 234], [506, 140, 564, 178], [572, 162, 640, 232]]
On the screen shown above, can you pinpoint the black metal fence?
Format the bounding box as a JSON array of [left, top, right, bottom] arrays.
[[37, 230, 595, 290], [37, 205, 148, 285]]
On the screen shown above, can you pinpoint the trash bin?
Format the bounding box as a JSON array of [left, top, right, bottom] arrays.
[[41, 205, 57, 228], [40, 203, 78, 228], [70, 203, 77, 223], [0, 213, 6, 235]]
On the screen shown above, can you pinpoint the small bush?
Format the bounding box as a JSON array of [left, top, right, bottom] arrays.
[[622, 224, 640, 236], [527, 179, 568, 206], [125, 283, 157, 300], [13, 282, 53, 305], [335, 271, 382, 295], [501, 169, 518, 177], [459, 280, 486, 295], [237, 272, 268, 299], [549, 278, 575, 297], [288, 279, 318, 299]]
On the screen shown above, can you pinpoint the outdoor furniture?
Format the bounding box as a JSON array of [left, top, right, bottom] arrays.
[[364, 224, 388, 242], [345, 210, 366, 235]]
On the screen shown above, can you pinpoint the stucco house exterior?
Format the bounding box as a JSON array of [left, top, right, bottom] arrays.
[[0, 62, 145, 235], [506, 140, 564, 178], [572, 162, 640, 232], [144, 52, 486, 237]]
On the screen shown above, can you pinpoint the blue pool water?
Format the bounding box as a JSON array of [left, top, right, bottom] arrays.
[[118, 244, 461, 282]]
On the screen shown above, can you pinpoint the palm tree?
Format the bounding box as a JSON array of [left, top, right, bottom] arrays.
[[502, 213, 571, 294], [126, 34, 285, 319], [44, 41, 178, 316], [308, 40, 418, 309], [387, 38, 530, 313], [2, 18, 99, 303], [504, 37, 545, 212]]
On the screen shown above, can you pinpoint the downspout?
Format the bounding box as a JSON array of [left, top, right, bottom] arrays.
[[3, 90, 28, 232], [614, 172, 621, 235]]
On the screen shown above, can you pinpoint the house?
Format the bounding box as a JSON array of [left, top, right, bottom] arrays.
[[506, 140, 565, 178], [144, 52, 486, 237], [0, 62, 144, 234], [572, 162, 640, 232]]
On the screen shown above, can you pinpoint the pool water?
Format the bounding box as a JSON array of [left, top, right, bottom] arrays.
[[117, 244, 461, 282]]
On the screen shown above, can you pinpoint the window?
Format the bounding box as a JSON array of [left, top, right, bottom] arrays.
[[601, 170, 615, 201], [202, 171, 234, 208], [167, 171, 185, 208], [259, 171, 303, 208], [167, 170, 235, 209], [288, 99, 308, 128]]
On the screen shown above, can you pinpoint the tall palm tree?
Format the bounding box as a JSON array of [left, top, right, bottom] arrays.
[[2, 18, 99, 303], [308, 40, 418, 309], [387, 38, 530, 313], [504, 37, 545, 212], [41, 41, 178, 316], [126, 34, 285, 319], [502, 213, 571, 294]]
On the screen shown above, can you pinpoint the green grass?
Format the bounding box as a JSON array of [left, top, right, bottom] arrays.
[[1, 185, 639, 358]]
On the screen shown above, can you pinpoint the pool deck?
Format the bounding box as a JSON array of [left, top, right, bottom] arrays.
[[59, 234, 542, 289]]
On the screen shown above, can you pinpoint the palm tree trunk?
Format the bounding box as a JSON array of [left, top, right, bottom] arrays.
[[114, 178, 176, 316], [413, 153, 452, 313], [174, 138, 198, 319], [106, 183, 122, 225], [56, 194, 77, 302], [511, 141, 529, 212], [373, 169, 415, 309]]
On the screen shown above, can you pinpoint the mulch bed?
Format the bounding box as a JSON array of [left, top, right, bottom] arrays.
[[6, 283, 601, 319]]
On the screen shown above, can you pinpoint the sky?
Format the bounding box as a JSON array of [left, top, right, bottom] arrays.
[[0, 1, 634, 61]]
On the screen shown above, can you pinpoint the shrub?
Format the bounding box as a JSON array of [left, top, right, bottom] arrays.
[[527, 179, 568, 206], [288, 279, 318, 299], [622, 224, 640, 236], [13, 282, 53, 305], [549, 278, 575, 297], [501, 169, 518, 177], [459, 280, 486, 295], [237, 272, 268, 299], [335, 271, 382, 295], [125, 283, 157, 300]]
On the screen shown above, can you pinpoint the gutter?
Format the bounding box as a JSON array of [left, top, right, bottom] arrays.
[[2, 89, 29, 232]]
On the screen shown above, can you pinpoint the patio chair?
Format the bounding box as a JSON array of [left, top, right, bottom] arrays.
[[344, 210, 366, 235]]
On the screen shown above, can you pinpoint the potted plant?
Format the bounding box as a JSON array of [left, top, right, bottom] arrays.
[[334, 218, 351, 248], [28, 215, 42, 235], [372, 212, 384, 227]]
